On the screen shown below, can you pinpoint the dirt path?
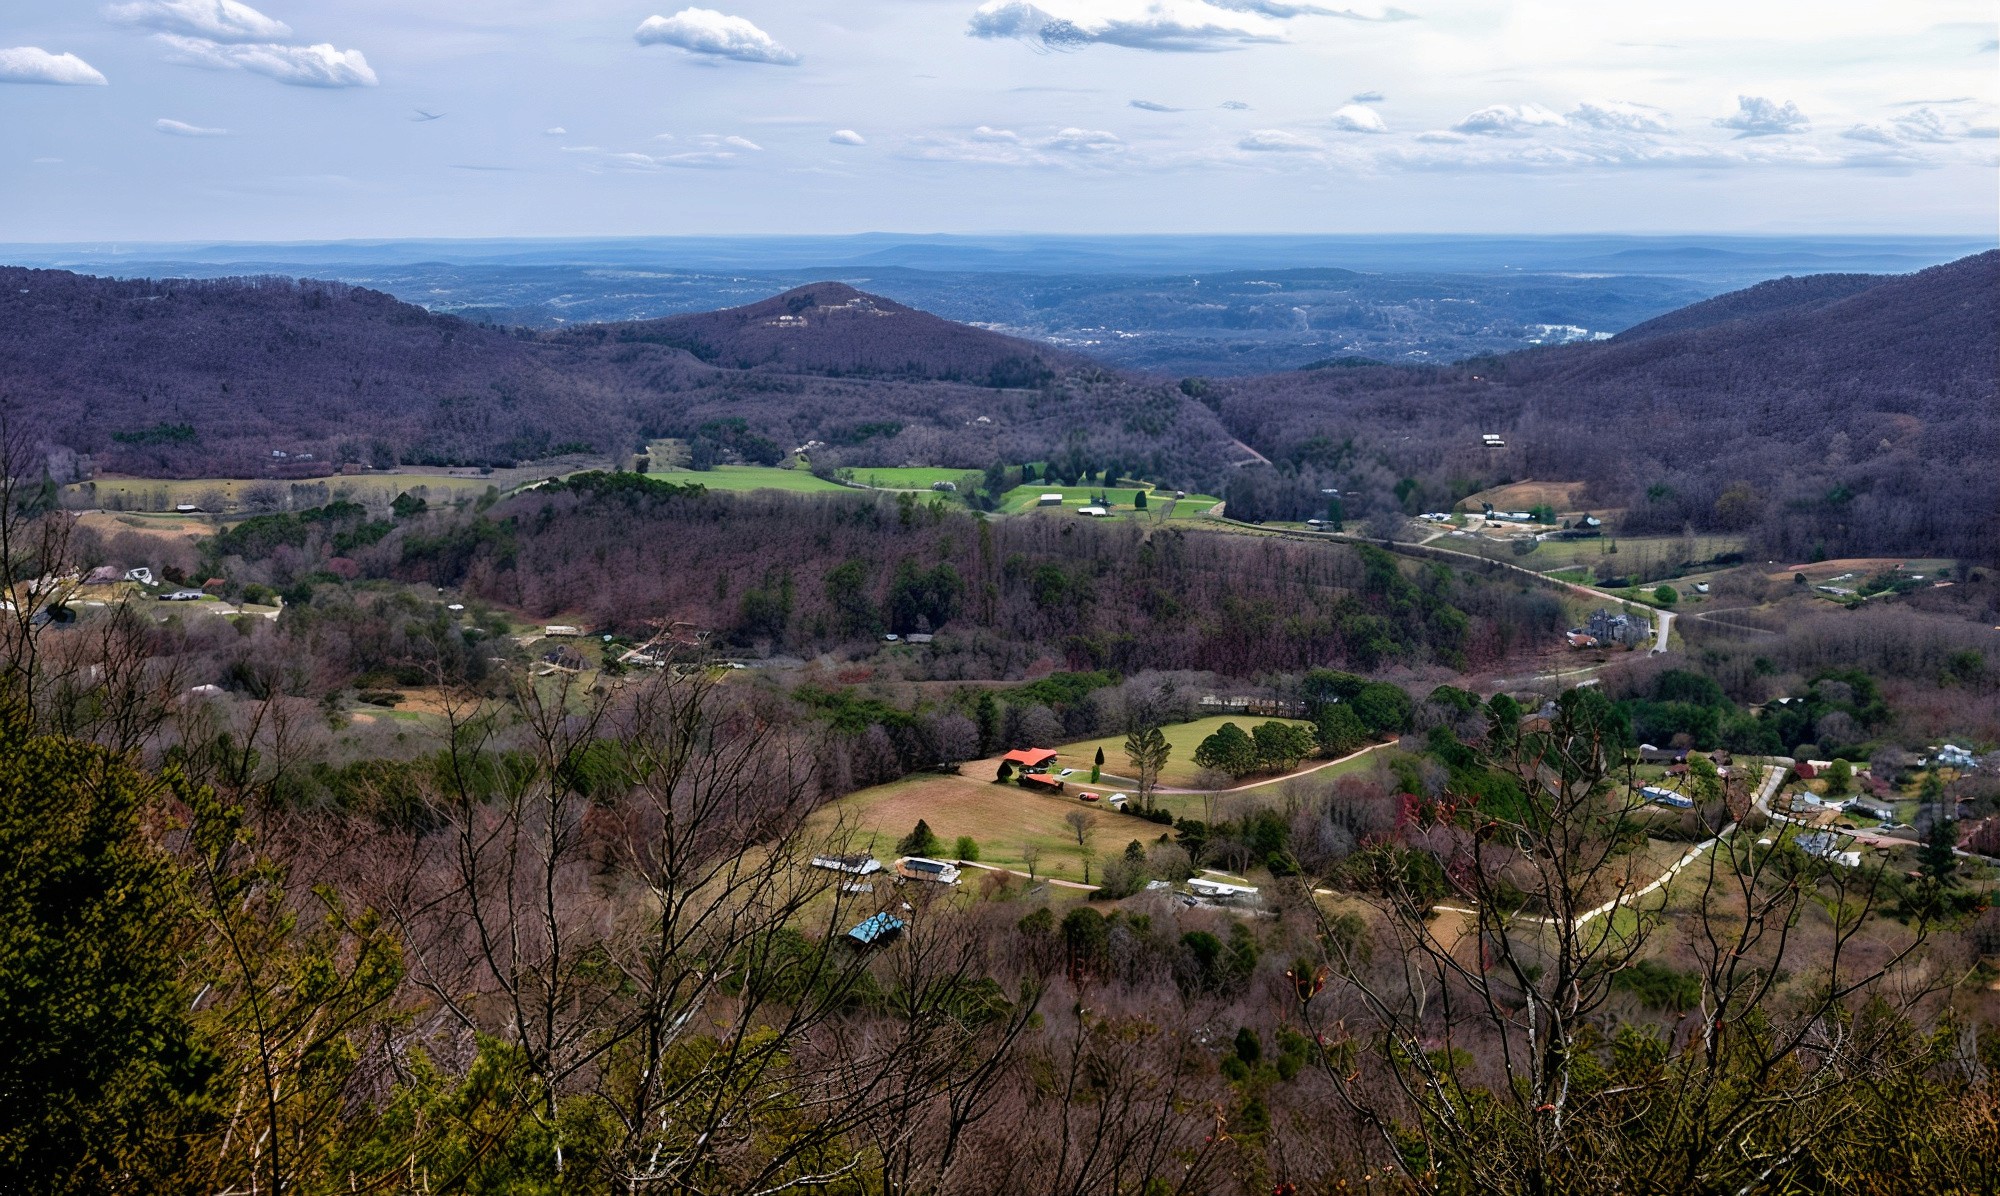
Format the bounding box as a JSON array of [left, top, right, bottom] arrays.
[[1092, 739, 1399, 796]]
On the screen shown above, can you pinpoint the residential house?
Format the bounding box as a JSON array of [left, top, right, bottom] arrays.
[[1796, 832, 1861, 868], [897, 857, 961, 885], [845, 913, 905, 946], [1037, 493, 1063, 506], [1848, 795, 1898, 822], [543, 625, 583, 637], [811, 853, 882, 876], [1002, 747, 1059, 773], [1587, 608, 1652, 648], [1566, 631, 1600, 649], [1187, 878, 1261, 906], [1019, 772, 1066, 795], [1641, 786, 1693, 809]]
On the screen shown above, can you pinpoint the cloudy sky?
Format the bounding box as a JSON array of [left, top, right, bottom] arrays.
[[3, 0, 1995, 240]]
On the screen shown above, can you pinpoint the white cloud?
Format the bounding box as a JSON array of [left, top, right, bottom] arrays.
[[1329, 104, 1386, 133], [1210, 0, 1413, 17], [0, 47, 109, 85], [158, 34, 377, 86], [1044, 126, 1122, 152], [107, 0, 291, 43], [1843, 107, 1954, 145], [829, 128, 866, 145], [572, 136, 761, 170], [545, 126, 566, 135], [1350, 90, 1383, 103], [1219, 100, 1250, 110], [971, 125, 1021, 142], [1130, 99, 1180, 112], [1567, 100, 1670, 133], [1453, 103, 1567, 135], [635, 9, 798, 65], [1713, 95, 1807, 137], [968, 0, 1285, 52], [1239, 128, 1319, 151], [156, 117, 228, 135]]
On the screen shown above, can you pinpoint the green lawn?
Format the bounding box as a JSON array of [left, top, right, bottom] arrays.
[[1516, 534, 1746, 573], [1052, 714, 1320, 793], [842, 466, 986, 491], [649, 465, 851, 494], [996, 485, 1221, 519]]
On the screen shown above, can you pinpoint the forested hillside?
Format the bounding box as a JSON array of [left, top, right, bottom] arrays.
[[5, 254, 1995, 560], [1215, 251, 1999, 560], [564, 281, 1073, 384], [344, 474, 1562, 676], [0, 269, 1233, 486]]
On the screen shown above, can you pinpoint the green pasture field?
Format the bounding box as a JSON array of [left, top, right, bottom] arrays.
[[996, 485, 1222, 518], [842, 467, 986, 491], [647, 464, 851, 494], [1030, 714, 1354, 800]]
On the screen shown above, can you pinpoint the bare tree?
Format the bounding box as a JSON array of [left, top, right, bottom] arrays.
[[1063, 809, 1096, 848], [1302, 688, 1942, 1193]]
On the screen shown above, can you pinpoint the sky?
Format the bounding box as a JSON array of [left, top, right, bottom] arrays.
[[2, 0, 1996, 241]]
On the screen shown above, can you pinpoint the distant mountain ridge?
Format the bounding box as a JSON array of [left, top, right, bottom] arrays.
[[569, 282, 1067, 385], [0, 268, 1231, 483]]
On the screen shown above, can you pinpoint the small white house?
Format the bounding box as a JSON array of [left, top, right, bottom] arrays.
[[1077, 506, 1109, 517], [1187, 878, 1260, 906], [543, 625, 583, 637], [810, 853, 882, 876], [1641, 786, 1693, 809], [1038, 493, 1063, 506]]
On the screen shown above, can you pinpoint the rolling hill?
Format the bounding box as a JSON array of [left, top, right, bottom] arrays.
[[0, 269, 1231, 484], [564, 282, 1070, 385], [1215, 251, 1999, 560]]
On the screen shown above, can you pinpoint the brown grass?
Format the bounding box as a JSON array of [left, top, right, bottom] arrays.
[[1462, 480, 1592, 514]]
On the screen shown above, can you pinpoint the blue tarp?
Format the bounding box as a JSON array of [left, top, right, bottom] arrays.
[[846, 912, 906, 946]]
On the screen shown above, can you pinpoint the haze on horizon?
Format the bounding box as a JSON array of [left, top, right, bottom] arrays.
[[2, 0, 1996, 243]]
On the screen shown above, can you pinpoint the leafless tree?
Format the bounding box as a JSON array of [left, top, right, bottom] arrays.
[[1301, 688, 1943, 1193]]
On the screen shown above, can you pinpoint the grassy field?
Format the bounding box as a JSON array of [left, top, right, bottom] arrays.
[[1462, 480, 1592, 514], [71, 473, 520, 512], [1045, 714, 1317, 791], [996, 484, 1222, 518], [648, 465, 851, 494], [842, 466, 986, 491]]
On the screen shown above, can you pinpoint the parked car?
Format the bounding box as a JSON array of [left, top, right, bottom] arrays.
[[1078, 792, 1101, 802]]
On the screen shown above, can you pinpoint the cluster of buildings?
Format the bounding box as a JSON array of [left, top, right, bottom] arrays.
[[1568, 608, 1652, 650]]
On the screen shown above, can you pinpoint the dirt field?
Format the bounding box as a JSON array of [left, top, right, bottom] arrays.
[[77, 510, 215, 542], [1767, 557, 1955, 582], [1462, 480, 1593, 514], [818, 772, 1157, 884]]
